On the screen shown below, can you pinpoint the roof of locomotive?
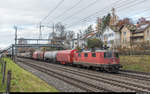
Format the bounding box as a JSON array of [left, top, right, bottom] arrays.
[[57, 49, 78, 54], [78, 50, 119, 53]]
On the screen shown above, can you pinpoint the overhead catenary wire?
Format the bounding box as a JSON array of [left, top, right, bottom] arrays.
[[59, 0, 100, 23], [89, 0, 149, 24], [67, 0, 137, 28], [47, 0, 83, 25], [40, 0, 65, 24], [123, 8, 150, 18], [66, 0, 126, 28], [67, 0, 148, 28], [81, 0, 148, 24]]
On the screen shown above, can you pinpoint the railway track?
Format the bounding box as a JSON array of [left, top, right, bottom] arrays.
[[19, 58, 150, 82], [120, 70, 150, 75], [17, 58, 112, 92], [17, 58, 150, 92], [117, 71, 150, 82]]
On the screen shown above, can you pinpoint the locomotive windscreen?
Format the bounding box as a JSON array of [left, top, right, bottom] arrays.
[[104, 52, 119, 58], [104, 52, 112, 58], [114, 53, 119, 58]]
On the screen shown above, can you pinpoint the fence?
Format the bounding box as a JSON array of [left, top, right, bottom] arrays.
[[0, 57, 12, 92], [107, 40, 150, 55], [119, 50, 150, 56]]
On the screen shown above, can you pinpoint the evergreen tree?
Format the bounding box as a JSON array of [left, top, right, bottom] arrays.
[[87, 38, 103, 49], [101, 13, 111, 31], [84, 25, 94, 35]]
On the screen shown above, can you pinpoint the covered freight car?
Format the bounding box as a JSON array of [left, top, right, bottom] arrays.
[[56, 50, 77, 64]]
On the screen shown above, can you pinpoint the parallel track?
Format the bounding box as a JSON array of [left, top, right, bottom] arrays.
[[17, 58, 150, 92], [17, 59, 112, 92]]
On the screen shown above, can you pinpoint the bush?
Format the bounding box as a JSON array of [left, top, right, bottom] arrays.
[[87, 38, 103, 49]]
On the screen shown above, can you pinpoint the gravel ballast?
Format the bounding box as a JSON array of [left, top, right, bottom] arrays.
[[16, 61, 85, 92]]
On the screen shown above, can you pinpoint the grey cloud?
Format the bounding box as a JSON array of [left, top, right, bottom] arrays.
[[0, 0, 150, 49]]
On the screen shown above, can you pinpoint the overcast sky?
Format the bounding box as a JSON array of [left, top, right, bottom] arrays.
[[0, 0, 150, 49]]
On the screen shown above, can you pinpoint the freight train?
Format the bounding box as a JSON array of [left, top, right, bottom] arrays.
[[17, 49, 122, 73]]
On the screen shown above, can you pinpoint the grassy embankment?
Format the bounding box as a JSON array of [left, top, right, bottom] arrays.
[[0, 58, 58, 92], [120, 55, 150, 72]]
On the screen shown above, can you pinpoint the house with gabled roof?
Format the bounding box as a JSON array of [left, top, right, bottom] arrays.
[[131, 23, 150, 48], [120, 24, 136, 48], [101, 26, 121, 48], [120, 22, 150, 48]]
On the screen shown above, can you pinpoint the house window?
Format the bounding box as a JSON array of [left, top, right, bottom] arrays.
[[84, 53, 88, 57], [123, 32, 126, 36], [96, 34, 99, 37], [109, 34, 111, 37]]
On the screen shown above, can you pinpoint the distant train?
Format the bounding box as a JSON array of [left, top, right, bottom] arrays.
[[17, 49, 122, 73]]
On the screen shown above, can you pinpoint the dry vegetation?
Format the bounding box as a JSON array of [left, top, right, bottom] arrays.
[[120, 55, 150, 72]]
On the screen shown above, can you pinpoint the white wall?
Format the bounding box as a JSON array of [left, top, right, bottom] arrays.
[[102, 26, 120, 47]]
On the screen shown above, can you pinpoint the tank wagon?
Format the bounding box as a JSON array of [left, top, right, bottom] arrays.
[[44, 51, 58, 62], [17, 49, 122, 72]]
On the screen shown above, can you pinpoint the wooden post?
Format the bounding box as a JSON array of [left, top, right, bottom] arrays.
[[1, 60, 3, 73], [6, 70, 11, 92], [2, 61, 6, 85]]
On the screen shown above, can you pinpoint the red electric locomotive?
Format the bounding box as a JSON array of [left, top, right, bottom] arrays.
[[73, 50, 122, 72]]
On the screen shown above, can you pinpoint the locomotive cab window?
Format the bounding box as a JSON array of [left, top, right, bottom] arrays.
[[114, 53, 119, 58], [78, 53, 81, 57], [84, 53, 88, 57], [92, 53, 96, 57], [104, 52, 112, 58]]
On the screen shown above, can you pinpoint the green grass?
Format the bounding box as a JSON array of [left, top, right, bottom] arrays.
[[0, 58, 59, 92], [120, 55, 150, 72], [0, 61, 6, 92]]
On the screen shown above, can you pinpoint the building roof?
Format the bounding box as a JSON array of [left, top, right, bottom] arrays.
[[81, 31, 98, 40], [136, 23, 150, 32], [120, 24, 136, 32]]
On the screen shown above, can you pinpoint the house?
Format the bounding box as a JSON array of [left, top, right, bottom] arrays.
[[120, 23, 150, 48], [70, 38, 78, 49], [101, 26, 121, 48], [144, 24, 150, 42], [131, 23, 150, 47], [120, 24, 136, 48], [79, 31, 98, 49]]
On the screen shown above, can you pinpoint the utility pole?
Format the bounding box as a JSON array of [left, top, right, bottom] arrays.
[[52, 23, 55, 38], [39, 22, 42, 39], [14, 26, 17, 46], [14, 25, 18, 62], [77, 33, 80, 47]]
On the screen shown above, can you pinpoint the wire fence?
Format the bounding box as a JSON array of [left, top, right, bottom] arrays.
[[109, 41, 150, 56], [0, 57, 12, 93]]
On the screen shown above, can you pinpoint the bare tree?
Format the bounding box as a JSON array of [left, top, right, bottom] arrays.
[[55, 22, 66, 39], [67, 30, 74, 40]]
